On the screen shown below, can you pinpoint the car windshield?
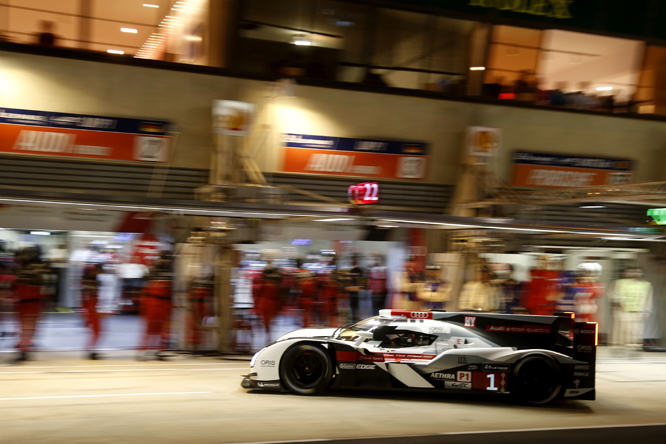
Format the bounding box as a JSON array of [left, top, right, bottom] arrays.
[[335, 316, 394, 341]]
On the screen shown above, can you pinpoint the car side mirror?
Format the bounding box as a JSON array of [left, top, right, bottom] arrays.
[[354, 331, 373, 346]]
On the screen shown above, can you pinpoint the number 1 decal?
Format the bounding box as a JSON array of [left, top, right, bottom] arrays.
[[487, 373, 498, 391]]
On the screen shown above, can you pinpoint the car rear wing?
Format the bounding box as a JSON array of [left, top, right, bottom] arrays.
[[564, 321, 598, 400]]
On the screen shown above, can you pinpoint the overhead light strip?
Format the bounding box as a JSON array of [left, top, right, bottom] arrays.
[[378, 218, 658, 239]]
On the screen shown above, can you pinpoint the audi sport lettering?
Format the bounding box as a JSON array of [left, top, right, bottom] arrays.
[[486, 325, 551, 334]]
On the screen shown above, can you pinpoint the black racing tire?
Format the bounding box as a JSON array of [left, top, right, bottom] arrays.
[[279, 344, 333, 395], [512, 355, 562, 406]]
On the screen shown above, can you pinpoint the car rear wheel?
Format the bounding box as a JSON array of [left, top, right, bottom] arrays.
[[513, 355, 562, 405], [280, 344, 333, 395]]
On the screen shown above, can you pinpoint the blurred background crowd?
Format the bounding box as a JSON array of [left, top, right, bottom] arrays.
[[0, 236, 657, 361]]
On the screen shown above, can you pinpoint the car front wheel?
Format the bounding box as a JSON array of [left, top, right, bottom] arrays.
[[279, 344, 333, 395]]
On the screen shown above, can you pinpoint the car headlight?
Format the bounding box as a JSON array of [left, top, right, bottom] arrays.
[[250, 347, 266, 368]]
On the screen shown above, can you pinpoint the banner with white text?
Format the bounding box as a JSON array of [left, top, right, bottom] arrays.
[[512, 151, 634, 188], [281, 134, 429, 180], [0, 108, 171, 163]]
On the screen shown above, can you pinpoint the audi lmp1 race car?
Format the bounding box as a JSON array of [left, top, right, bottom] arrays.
[[242, 310, 597, 405]]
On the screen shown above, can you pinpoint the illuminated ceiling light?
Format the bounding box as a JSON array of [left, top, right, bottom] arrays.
[[291, 34, 311, 46], [312, 218, 352, 222], [143, 3, 159, 7], [107, 49, 124, 55], [121, 27, 137, 33], [30, 231, 51, 236], [184, 35, 202, 41], [596, 86, 613, 91], [470, 66, 486, 71]]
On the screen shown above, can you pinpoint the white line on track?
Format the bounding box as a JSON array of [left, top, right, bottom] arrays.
[[0, 367, 247, 375], [0, 391, 213, 401], [441, 422, 666, 435], [0, 362, 249, 369], [223, 423, 666, 444], [598, 360, 666, 365]]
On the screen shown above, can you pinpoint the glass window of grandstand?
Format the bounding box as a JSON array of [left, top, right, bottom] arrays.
[[0, 0, 81, 48], [237, 0, 478, 92], [238, 0, 371, 79], [366, 10, 477, 93], [483, 25, 647, 114], [0, 1, 206, 61]]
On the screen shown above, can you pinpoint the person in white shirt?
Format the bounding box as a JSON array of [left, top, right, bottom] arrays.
[[117, 256, 149, 312], [458, 266, 499, 312], [611, 267, 653, 350]]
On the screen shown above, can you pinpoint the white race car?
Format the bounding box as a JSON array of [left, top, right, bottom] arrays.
[[242, 310, 597, 405]]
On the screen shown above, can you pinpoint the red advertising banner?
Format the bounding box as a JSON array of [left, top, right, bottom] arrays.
[[282, 134, 429, 180], [0, 108, 171, 163]]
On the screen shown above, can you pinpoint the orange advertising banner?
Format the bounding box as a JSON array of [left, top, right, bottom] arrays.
[[0, 108, 171, 162], [282, 134, 429, 180], [512, 152, 633, 188]]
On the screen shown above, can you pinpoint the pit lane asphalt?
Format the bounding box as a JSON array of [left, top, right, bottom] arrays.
[[0, 349, 665, 444]]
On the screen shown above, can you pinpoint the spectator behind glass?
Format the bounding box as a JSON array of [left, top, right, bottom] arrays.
[[36, 20, 57, 46], [550, 81, 567, 106], [482, 76, 504, 99], [514, 71, 531, 101]]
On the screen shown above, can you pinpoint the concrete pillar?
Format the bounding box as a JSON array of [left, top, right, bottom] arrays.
[[467, 22, 492, 96], [78, 0, 92, 50], [214, 245, 234, 353], [654, 54, 666, 116], [208, 0, 238, 68]]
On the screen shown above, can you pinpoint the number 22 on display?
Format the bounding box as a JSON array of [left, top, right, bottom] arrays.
[[348, 182, 379, 205]]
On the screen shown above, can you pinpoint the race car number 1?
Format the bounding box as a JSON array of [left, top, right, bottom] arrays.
[[472, 372, 504, 391], [487, 374, 498, 391]]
